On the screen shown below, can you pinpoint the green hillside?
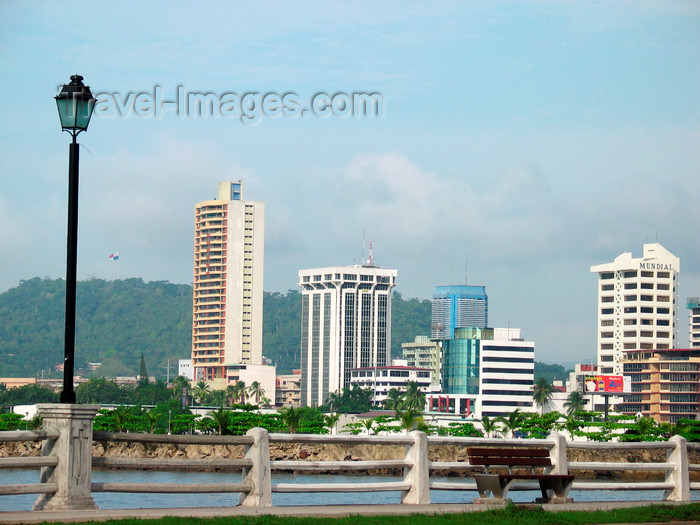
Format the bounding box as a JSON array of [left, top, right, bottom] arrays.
[[0, 279, 434, 379]]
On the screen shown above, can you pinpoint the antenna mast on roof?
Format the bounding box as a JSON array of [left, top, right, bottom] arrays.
[[368, 241, 374, 266]]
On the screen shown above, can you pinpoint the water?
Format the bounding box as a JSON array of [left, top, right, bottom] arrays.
[[1, 469, 697, 511]]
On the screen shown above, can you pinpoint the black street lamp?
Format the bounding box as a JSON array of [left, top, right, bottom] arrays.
[[55, 75, 96, 404]]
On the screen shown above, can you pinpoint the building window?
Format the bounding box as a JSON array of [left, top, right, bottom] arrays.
[[624, 283, 637, 290], [602, 284, 614, 291], [658, 271, 670, 278], [625, 295, 637, 301], [601, 296, 614, 303], [624, 307, 637, 313], [624, 331, 636, 337], [602, 308, 614, 315], [601, 272, 614, 280], [601, 320, 614, 327], [624, 271, 638, 278], [624, 319, 637, 325]]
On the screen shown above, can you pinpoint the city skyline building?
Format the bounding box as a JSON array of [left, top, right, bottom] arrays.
[[440, 327, 535, 418], [590, 243, 680, 376], [431, 285, 488, 339], [191, 181, 265, 387], [298, 264, 397, 407], [619, 347, 700, 424], [688, 297, 700, 349]]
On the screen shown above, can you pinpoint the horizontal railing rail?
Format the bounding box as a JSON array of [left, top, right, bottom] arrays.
[[0, 430, 59, 501]]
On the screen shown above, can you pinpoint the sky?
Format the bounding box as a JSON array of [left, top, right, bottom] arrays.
[[1, 1, 699, 366]]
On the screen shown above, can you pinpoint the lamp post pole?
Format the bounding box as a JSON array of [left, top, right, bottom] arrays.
[[55, 75, 96, 404], [61, 135, 80, 403]]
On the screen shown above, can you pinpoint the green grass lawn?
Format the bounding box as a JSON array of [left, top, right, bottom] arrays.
[[67, 502, 700, 525]]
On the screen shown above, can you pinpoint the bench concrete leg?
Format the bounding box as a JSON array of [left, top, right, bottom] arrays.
[[535, 478, 574, 504], [473, 474, 511, 504]]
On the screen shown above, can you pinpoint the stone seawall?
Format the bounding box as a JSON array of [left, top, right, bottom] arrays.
[[3, 439, 699, 481]]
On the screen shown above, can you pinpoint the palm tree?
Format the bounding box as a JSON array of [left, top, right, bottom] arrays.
[[561, 416, 580, 441], [209, 408, 230, 436], [171, 375, 191, 404], [496, 409, 523, 438], [564, 391, 586, 417], [383, 388, 402, 410], [143, 410, 159, 434], [247, 381, 265, 405], [326, 391, 341, 412], [361, 418, 375, 435], [323, 412, 340, 435], [192, 380, 210, 406], [401, 381, 426, 411], [397, 409, 423, 434], [229, 381, 247, 405], [532, 377, 554, 415], [479, 415, 500, 438], [260, 396, 272, 408], [113, 406, 131, 432], [279, 406, 303, 433]]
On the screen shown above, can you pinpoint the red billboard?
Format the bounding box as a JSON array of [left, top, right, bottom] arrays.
[[585, 375, 625, 393]]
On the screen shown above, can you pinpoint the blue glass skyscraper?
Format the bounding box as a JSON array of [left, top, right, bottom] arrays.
[[431, 285, 488, 339]]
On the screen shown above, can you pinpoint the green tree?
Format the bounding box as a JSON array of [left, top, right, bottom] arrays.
[[209, 408, 231, 435], [361, 418, 375, 435], [279, 406, 303, 433], [112, 406, 132, 432], [192, 381, 210, 405], [170, 376, 191, 406], [397, 409, 422, 434], [564, 391, 586, 416], [383, 388, 402, 410], [76, 378, 128, 404], [138, 352, 149, 387], [496, 409, 524, 438], [247, 381, 265, 405], [401, 381, 426, 411], [532, 377, 554, 415], [480, 415, 501, 438], [323, 412, 340, 435]]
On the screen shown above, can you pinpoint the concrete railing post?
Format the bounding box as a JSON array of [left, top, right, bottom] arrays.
[[548, 432, 568, 475], [401, 430, 430, 504], [240, 427, 271, 507], [664, 434, 690, 502], [32, 404, 99, 511]]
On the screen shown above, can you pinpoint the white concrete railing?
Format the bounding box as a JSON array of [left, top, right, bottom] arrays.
[[0, 405, 698, 511]]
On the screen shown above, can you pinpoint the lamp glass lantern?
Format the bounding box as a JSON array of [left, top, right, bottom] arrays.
[[55, 75, 96, 134]]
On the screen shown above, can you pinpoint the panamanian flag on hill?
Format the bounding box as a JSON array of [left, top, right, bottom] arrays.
[[108, 252, 119, 261]]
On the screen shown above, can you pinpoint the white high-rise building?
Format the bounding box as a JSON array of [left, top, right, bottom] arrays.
[[298, 265, 397, 407], [192, 181, 265, 386], [590, 243, 679, 375], [688, 297, 700, 349]]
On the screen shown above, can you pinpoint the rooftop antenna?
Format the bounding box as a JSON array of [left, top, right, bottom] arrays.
[[361, 230, 365, 267], [368, 241, 374, 266]]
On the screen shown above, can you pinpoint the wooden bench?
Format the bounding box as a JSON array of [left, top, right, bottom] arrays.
[[467, 447, 574, 503]]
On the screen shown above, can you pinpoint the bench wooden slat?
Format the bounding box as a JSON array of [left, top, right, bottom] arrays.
[[469, 457, 552, 467], [467, 447, 550, 458]]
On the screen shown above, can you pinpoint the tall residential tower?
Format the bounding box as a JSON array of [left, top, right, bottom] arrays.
[[688, 297, 700, 349], [590, 243, 679, 375], [191, 181, 265, 386], [298, 265, 397, 407]]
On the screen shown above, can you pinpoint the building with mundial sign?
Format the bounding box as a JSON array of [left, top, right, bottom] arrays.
[[590, 243, 679, 376]]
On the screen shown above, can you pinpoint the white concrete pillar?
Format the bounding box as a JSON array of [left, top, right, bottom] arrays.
[[665, 434, 690, 502], [548, 432, 568, 475], [32, 404, 99, 511], [401, 430, 430, 504], [240, 427, 272, 506]]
